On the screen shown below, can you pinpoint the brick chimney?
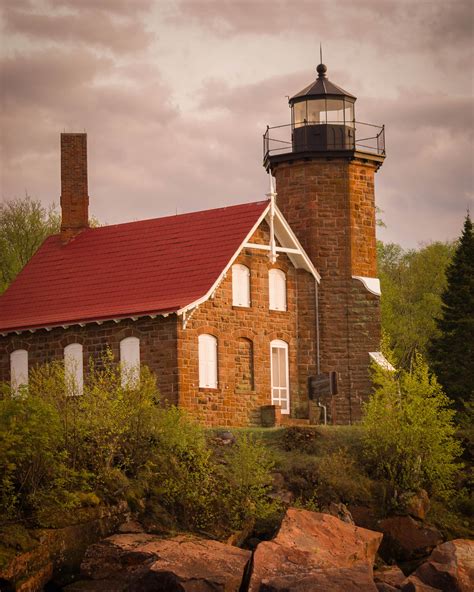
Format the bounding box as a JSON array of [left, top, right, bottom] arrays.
[[60, 133, 89, 243]]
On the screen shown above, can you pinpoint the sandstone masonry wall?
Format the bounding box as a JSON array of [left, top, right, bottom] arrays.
[[271, 156, 381, 423]]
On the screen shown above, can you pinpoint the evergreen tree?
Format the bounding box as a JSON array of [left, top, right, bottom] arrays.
[[429, 214, 474, 409]]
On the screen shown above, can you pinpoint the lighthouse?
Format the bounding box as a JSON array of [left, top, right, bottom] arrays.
[[264, 63, 386, 423]]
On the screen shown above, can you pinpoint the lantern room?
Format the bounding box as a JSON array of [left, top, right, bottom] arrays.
[[289, 63, 356, 152]]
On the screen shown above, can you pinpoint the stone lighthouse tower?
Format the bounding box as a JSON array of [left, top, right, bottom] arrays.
[[264, 63, 386, 424]]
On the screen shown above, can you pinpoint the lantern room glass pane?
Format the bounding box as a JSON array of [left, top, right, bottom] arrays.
[[326, 99, 345, 123], [293, 101, 306, 128], [344, 101, 355, 127], [307, 99, 326, 124]]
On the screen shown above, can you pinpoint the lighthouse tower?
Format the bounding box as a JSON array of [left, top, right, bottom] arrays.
[[264, 63, 386, 423]]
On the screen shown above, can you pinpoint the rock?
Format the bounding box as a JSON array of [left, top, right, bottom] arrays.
[[348, 504, 380, 531], [81, 533, 251, 591], [269, 472, 295, 505], [214, 430, 236, 445], [248, 508, 383, 591], [326, 502, 355, 524], [374, 564, 406, 588], [410, 538, 474, 592], [399, 490, 430, 521], [62, 580, 128, 591], [378, 515, 443, 562], [260, 564, 378, 591], [400, 575, 442, 591], [117, 520, 144, 534]]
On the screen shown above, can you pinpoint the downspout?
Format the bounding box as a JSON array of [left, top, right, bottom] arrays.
[[314, 279, 321, 374]]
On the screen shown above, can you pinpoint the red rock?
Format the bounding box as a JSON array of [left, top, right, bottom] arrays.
[[248, 508, 383, 591], [401, 574, 441, 591], [378, 516, 443, 562], [411, 539, 474, 592], [374, 564, 406, 588], [81, 533, 251, 592], [260, 565, 378, 591], [399, 490, 430, 521]]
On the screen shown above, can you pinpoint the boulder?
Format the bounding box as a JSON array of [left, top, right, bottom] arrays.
[[378, 515, 443, 562], [410, 539, 474, 592], [117, 520, 145, 534], [81, 533, 251, 591], [248, 508, 383, 591], [374, 564, 406, 589], [325, 502, 355, 525], [400, 575, 442, 591], [260, 565, 378, 591], [398, 490, 430, 521]]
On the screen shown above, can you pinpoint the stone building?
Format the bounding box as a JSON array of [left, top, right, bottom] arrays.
[[0, 64, 387, 426]]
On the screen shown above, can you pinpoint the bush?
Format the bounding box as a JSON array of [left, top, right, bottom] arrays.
[[362, 352, 462, 502]]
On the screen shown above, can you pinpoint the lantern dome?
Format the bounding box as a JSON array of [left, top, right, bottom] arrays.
[[289, 64, 356, 152]]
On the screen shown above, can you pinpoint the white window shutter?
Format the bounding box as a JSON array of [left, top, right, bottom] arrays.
[[10, 349, 28, 393], [232, 264, 250, 307], [269, 269, 287, 311], [64, 343, 84, 395], [199, 334, 218, 388], [120, 337, 140, 387]]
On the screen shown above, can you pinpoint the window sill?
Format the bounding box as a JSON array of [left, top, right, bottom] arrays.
[[198, 387, 221, 393], [232, 305, 252, 311], [269, 308, 288, 313]]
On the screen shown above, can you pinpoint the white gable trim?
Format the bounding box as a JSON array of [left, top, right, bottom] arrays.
[[177, 203, 320, 318]]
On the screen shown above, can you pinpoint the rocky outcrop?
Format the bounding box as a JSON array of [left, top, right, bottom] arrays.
[[0, 503, 128, 592], [80, 533, 251, 591], [374, 565, 406, 591], [407, 539, 474, 592], [259, 565, 378, 591], [248, 508, 383, 591], [378, 515, 443, 562]]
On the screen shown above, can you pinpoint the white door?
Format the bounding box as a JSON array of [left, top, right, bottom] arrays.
[[270, 340, 290, 414]]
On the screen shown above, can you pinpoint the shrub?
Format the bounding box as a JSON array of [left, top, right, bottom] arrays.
[[362, 353, 462, 502], [217, 435, 279, 531]]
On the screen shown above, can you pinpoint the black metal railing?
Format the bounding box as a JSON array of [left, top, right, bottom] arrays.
[[263, 120, 385, 164]]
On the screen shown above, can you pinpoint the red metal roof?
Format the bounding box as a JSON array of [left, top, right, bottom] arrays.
[[0, 200, 269, 332]]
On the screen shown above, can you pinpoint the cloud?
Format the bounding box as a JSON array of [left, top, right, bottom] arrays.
[[3, 0, 155, 53], [1, 0, 472, 249], [170, 0, 474, 53]]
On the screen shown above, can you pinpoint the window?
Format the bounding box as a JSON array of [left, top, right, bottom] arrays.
[[270, 340, 290, 414], [64, 343, 84, 395], [120, 337, 140, 387], [269, 269, 287, 311], [10, 349, 28, 393], [198, 334, 218, 388], [232, 264, 251, 307]]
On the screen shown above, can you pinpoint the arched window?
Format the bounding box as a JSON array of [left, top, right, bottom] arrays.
[[64, 343, 84, 396], [120, 337, 140, 387], [269, 269, 287, 311], [198, 334, 218, 388], [10, 349, 28, 393], [232, 264, 251, 307], [236, 338, 254, 391]]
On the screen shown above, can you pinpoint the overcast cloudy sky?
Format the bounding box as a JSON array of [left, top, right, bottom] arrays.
[[1, 0, 473, 247]]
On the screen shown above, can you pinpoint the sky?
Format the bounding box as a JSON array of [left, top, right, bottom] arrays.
[[1, 0, 473, 248]]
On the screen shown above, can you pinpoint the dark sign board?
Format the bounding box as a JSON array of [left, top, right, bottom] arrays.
[[308, 372, 338, 399]]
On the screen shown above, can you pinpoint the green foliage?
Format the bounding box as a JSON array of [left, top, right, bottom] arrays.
[[216, 435, 277, 531], [0, 351, 160, 520], [429, 214, 474, 409], [362, 353, 462, 501], [150, 409, 278, 535], [0, 195, 60, 293], [378, 240, 454, 368]]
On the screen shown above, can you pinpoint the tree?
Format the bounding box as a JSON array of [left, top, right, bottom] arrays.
[[429, 214, 474, 409], [0, 195, 60, 293], [378, 240, 454, 367], [362, 352, 462, 502]]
